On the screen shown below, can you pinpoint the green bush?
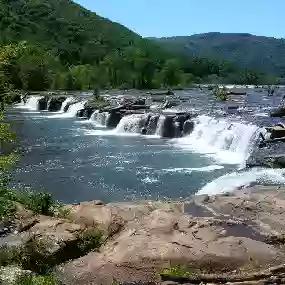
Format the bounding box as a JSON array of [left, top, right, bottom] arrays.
[[15, 274, 57, 285], [159, 265, 194, 277], [76, 228, 105, 253]]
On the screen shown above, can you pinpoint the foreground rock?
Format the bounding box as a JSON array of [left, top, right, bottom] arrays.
[[58, 192, 285, 285], [3, 188, 285, 284]]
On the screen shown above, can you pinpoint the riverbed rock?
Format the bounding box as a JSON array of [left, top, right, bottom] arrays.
[[183, 120, 195, 136], [270, 107, 285, 117], [58, 208, 283, 285], [160, 116, 176, 138], [37, 96, 49, 110], [48, 97, 67, 112], [76, 107, 96, 119], [106, 110, 123, 128], [265, 125, 285, 139]]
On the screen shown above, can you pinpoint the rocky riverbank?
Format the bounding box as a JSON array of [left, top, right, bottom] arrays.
[[2, 185, 285, 284]]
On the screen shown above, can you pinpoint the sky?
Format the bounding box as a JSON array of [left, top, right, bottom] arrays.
[[75, 0, 284, 39]]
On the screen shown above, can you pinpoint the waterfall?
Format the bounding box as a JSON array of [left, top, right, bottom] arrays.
[[173, 115, 260, 165], [59, 97, 74, 112], [155, 115, 166, 136], [49, 101, 86, 118], [89, 110, 110, 127], [15, 96, 40, 110], [115, 114, 148, 133]]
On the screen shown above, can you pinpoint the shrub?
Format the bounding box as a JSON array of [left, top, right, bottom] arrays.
[[159, 265, 194, 277], [76, 228, 105, 253]]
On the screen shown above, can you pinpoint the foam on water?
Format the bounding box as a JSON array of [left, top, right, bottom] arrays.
[[198, 168, 285, 196], [115, 114, 147, 134], [15, 96, 41, 110], [173, 115, 260, 165], [162, 165, 224, 174], [89, 110, 110, 127]]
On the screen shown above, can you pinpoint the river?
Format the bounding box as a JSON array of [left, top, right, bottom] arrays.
[[6, 87, 285, 204]]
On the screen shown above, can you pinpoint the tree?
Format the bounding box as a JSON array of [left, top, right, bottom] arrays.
[[161, 59, 183, 87]]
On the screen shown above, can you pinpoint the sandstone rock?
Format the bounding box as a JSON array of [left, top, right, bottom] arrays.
[[58, 209, 283, 284], [66, 203, 124, 237]]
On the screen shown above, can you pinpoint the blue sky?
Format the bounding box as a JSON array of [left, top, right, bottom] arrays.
[[75, 0, 284, 38]]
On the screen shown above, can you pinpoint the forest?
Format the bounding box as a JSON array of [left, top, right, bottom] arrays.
[[0, 0, 277, 92]]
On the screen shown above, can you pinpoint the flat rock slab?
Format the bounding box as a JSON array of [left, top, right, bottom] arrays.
[[58, 208, 285, 285]]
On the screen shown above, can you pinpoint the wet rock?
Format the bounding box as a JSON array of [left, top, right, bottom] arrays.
[[160, 116, 176, 138], [183, 120, 195, 136], [146, 115, 160, 135], [48, 97, 67, 112], [265, 125, 285, 139], [76, 107, 96, 119], [270, 107, 285, 118], [107, 110, 123, 128], [38, 96, 49, 110]]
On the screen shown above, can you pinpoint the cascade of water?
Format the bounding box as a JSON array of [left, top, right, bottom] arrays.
[[89, 110, 110, 127], [115, 114, 148, 133], [15, 96, 40, 110], [59, 97, 74, 112], [174, 115, 260, 165], [155, 115, 166, 136], [49, 101, 86, 118]]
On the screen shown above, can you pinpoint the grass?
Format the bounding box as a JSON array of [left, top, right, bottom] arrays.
[[159, 265, 195, 277], [0, 187, 69, 219], [14, 274, 57, 285], [213, 86, 228, 101]]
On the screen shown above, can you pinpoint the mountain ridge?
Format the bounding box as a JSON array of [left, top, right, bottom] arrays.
[[151, 32, 285, 78]]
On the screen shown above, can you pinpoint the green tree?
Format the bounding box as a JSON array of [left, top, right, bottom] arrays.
[[161, 59, 183, 87]]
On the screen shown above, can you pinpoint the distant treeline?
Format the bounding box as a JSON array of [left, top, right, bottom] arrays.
[[0, 0, 278, 92]]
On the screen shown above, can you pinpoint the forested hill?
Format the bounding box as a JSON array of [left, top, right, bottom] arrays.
[[151, 33, 285, 78], [0, 1, 276, 91]]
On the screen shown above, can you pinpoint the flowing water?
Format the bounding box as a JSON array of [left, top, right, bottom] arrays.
[[7, 87, 285, 204]]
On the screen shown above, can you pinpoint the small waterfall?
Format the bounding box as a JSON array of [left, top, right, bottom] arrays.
[[174, 115, 260, 165], [155, 115, 166, 136], [15, 96, 40, 110], [49, 101, 86, 118], [59, 97, 73, 112], [115, 114, 148, 133], [89, 110, 110, 127]]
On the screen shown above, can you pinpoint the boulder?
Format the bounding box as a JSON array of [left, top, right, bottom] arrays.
[[106, 110, 123, 128], [146, 115, 159, 135], [270, 107, 285, 117], [58, 209, 283, 285], [76, 107, 96, 119], [38, 96, 49, 110], [66, 203, 124, 237], [265, 125, 285, 139], [183, 120, 195, 136], [160, 116, 176, 138], [48, 97, 67, 112]]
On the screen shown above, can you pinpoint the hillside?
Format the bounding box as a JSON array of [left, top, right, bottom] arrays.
[[151, 32, 285, 78], [0, 2, 274, 90]]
